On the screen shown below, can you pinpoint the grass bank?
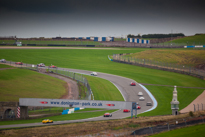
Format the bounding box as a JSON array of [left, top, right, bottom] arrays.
[[127, 49, 205, 67], [0, 66, 67, 101], [150, 123, 205, 137], [84, 75, 124, 101], [163, 34, 205, 45]]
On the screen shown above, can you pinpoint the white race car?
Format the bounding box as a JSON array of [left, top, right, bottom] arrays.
[[37, 63, 45, 67], [91, 72, 97, 76], [139, 97, 145, 101], [138, 92, 143, 96], [0, 59, 6, 63]]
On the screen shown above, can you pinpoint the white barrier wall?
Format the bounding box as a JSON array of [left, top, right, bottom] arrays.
[[19, 98, 134, 109]]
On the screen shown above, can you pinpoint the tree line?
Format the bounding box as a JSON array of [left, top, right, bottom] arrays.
[[127, 33, 185, 39]]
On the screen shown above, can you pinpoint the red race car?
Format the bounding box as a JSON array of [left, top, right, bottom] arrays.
[[123, 109, 130, 112], [130, 82, 136, 86], [15, 62, 23, 65], [49, 65, 57, 68], [104, 113, 112, 117]]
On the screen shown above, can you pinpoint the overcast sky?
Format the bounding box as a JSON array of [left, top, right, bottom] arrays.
[[0, 0, 204, 38]]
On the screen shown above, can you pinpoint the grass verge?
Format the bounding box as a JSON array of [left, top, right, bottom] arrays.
[[150, 123, 205, 137]]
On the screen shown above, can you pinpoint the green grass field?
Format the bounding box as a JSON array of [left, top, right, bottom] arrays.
[[0, 66, 67, 101], [0, 48, 204, 117], [0, 40, 102, 45], [150, 123, 205, 137], [84, 75, 124, 101], [159, 34, 205, 46], [0, 64, 13, 68]]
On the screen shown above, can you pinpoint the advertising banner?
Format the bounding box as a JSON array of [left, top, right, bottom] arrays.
[[19, 98, 134, 109]]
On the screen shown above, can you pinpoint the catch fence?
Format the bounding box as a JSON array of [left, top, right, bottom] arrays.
[[113, 54, 205, 80], [2, 61, 93, 100]]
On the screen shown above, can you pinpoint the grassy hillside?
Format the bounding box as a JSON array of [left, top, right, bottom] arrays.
[[0, 65, 67, 101], [0, 48, 204, 116], [164, 34, 205, 45], [85, 75, 124, 101], [150, 123, 205, 137], [127, 49, 205, 66]]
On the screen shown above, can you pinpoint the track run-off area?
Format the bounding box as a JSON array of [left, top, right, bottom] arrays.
[[0, 65, 157, 129]]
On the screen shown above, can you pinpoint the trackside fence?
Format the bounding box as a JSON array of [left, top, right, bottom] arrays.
[[193, 103, 205, 112], [113, 54, 205, 80], [2, 61, 93, 100]]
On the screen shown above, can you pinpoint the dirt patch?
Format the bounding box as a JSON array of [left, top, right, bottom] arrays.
[[41, 72, 79, 100], [180, 90, 205, 113]]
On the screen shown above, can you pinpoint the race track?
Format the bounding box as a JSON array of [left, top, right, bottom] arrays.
[[0, 67, 156, 129]]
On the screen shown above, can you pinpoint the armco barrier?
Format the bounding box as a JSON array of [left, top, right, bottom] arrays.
[[86, 45, 95, 47], [27, 44, 36, 46], [47, 44, 66, 46], [184, 45, 205, 48]]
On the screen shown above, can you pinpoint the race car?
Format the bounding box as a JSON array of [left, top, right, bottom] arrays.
[[123, 109, 130, 112], [49, 65, 57, 68], [138, 92, 143, 96], [15, 62, 23, 65], [0, 59, 6, 63], [130, 82, 136, 86], [37, 63, 45, 67], [146, 102, 152, 106], [139, 97, 145, 101], [91, 72, 97, 76], [104, 113, 112, 117], [42, 119, 53, 124]]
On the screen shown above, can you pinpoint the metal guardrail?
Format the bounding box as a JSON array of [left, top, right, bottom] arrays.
[[2, 61, 92, 100], [113, 54, 205, 80]]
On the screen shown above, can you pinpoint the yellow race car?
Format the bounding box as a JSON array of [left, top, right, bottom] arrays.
[[42, 119, 53, 124]]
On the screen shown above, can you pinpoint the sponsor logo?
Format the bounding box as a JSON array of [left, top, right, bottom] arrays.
[[106, 104, 115, 106], [40, 101, 48, 104]]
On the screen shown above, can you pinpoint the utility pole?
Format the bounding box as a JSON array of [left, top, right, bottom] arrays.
[[171, 30, 172, 46]]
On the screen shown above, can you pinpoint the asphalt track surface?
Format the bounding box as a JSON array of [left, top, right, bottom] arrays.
[[0, 67, 154, 129]]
